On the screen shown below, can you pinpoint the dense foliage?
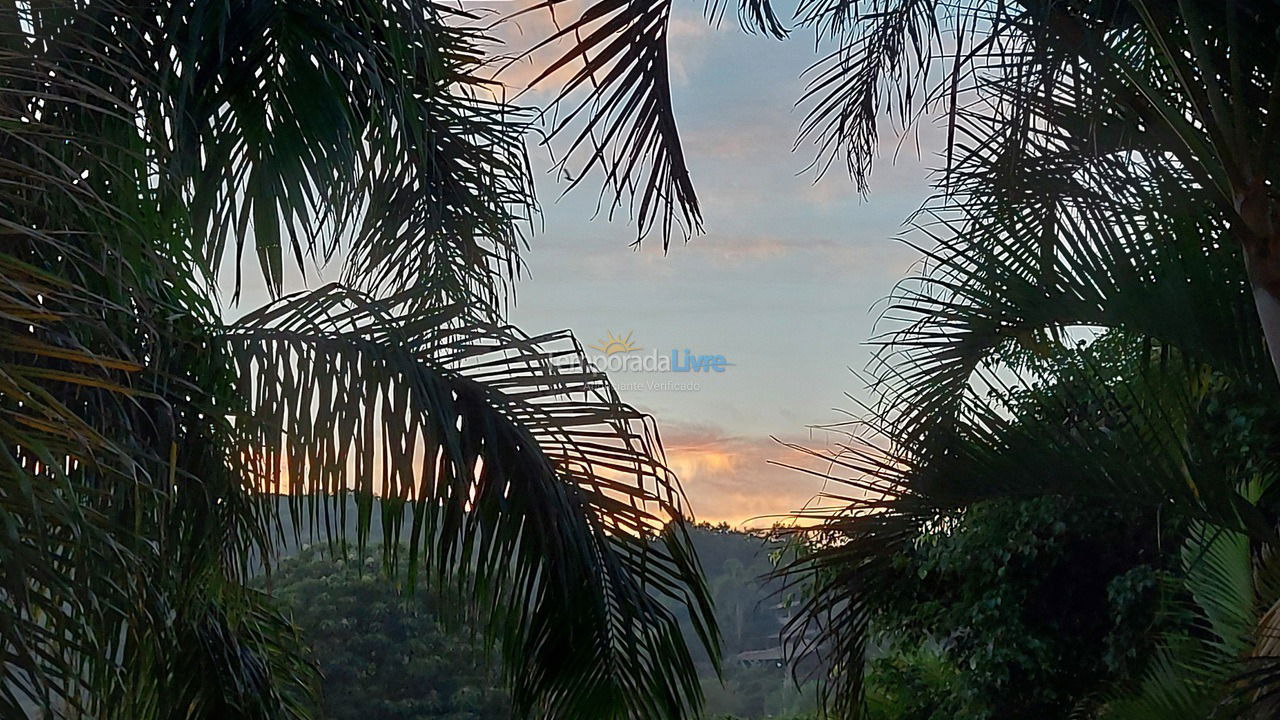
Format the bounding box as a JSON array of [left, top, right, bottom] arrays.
[[265, 527, 822, 720], [1, 3, 717, 717], [865, 497, 1172, 720], [12, 0, 1280, 717], [270, 548, 509, 720], [729, 2, 1280, 716], [685, 525, 817, 718]]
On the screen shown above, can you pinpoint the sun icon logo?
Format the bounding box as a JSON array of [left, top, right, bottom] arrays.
[[590, 330, 641, 355]]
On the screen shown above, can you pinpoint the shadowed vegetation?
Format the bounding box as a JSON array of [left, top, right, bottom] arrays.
[[1, 2, 716, 718]]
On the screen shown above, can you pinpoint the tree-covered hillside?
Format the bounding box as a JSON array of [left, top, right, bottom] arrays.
[[681, 524, 816, 719], [267, 524, 817, 720], [267, 547, 510, 720]]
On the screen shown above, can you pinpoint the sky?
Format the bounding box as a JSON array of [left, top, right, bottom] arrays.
[[222, 5, 943, 529], [502, 6, 941, 526]]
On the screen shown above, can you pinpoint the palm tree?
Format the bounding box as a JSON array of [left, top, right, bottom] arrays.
[[506, 0, 1280, 715], [533, 1, 1280, 378], [532, 0, 1280, 710], [1, 2, 716, 718], [736, 2, 1279, 717]]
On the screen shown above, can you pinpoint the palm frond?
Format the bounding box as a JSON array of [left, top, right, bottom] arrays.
[[774, 2, 1280, 718], [3, 3, 714, 717], [794, 0, 950, 184], [1100, 509, 1268, 720], [518, 0, 704, 247], [226, 283, 718, 719], [13, 0, 537, 308], [878, 142, 1264, 446], [776, 337, 1277, 718], [0, 23, 209, 712], [706, 0, 789, 38]]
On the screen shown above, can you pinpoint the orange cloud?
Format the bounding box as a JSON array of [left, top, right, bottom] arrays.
[[482, 0, 709, 96], [660, 423, 859, 529]]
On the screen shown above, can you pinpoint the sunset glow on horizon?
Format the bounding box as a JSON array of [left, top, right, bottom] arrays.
[[508, 1, 935, 527]]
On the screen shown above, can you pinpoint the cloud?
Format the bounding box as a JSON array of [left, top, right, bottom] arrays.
[[660, 421, 860, 529], [667, 15, 711, 85], [483, 0, 711, 97], [482, 2, 591, 97], [516, 222, 924, 295], [683, 120, 786, 162], [674, 234, 890, 269]]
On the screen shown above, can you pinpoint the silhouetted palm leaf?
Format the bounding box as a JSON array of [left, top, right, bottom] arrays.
[[517, 0, 791, 247], [2, 2, 717, 717], [770, 8, 1280, 717], [522, 0, 702, 246], [228, 284, 717, 718]]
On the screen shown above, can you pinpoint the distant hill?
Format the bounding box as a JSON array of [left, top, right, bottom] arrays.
[[261, 499, 817, 719], [679, 524, 816, 719]]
